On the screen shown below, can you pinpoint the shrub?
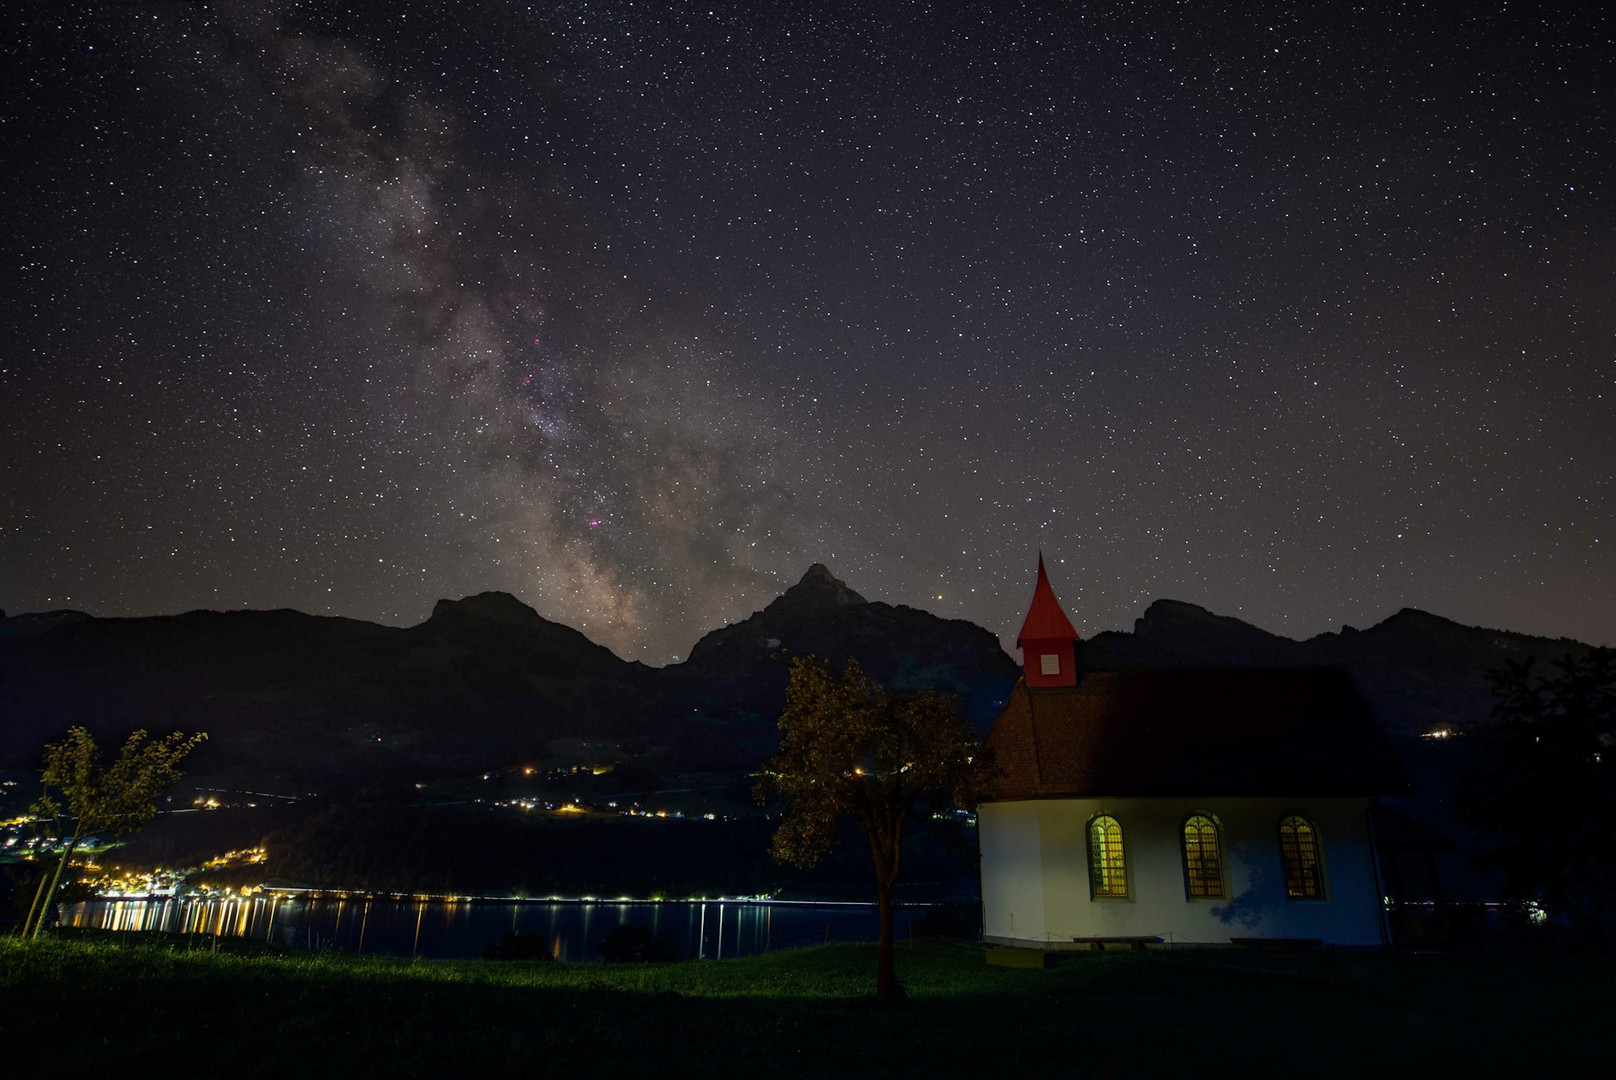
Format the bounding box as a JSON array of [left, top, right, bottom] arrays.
[[596, 923, 673, 963], [482, 930, 554, 961]]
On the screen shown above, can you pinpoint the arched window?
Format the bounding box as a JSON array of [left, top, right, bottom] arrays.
[[1088, 814, 1128, 898], [1278, 814, 1326, 898], [1182, 813, 1224, 898]]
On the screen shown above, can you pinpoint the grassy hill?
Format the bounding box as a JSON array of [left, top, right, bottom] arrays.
[[1, 933, 1606, 1078]]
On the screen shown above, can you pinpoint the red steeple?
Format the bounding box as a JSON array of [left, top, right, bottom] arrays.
[[1017, 554, 1078, 645], [1017, 554, 1080, 688]]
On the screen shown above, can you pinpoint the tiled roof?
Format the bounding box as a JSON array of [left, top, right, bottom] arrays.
[[984, 668, 1410, 800]]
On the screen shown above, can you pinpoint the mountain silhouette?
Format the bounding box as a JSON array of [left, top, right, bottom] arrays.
[[1, 572, 1596, 793], [664, 564, 1020, 765], [0, 565, 1016, 781]]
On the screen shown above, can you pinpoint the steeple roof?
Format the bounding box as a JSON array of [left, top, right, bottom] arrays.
[[1016, 554, 1079, 647]]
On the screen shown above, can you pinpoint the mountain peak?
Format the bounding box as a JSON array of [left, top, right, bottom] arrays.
[[1378, 607, 1460, 632], [0, 609, 93, 640], [430, 591, 543, 627], [1130, 598, 1297, 667], [795, 564, 867, 603], [757, 564, 869, 619]]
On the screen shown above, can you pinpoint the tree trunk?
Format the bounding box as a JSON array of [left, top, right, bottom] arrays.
[[875, 875, 899, 1002], [20, 871, 50, 939], [30, 833, 81, 940], [866, 809, 906, 1003]]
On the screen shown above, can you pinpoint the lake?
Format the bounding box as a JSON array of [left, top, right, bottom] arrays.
[[61, 894, 933, 960]]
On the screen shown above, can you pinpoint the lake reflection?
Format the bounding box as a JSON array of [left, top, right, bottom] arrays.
[[62, 895, 922, 960]]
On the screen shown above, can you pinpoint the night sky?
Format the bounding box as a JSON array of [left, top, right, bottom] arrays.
[[3, 1, 1612, 663]]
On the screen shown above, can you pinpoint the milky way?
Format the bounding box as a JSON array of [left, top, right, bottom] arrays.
[[3, 2, 1612, 661]]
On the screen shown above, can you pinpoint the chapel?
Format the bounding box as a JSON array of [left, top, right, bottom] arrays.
[[978, 557, 1409, 948]]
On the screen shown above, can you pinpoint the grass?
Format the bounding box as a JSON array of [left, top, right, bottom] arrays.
[[2, 931, 1609, 1078]]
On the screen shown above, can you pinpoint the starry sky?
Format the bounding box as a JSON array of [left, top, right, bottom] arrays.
[[3, 1, 1612, 663]]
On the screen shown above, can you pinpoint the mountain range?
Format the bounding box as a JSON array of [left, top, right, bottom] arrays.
[[1, 564, 1596, 794], [0, 565, 1017, 784]]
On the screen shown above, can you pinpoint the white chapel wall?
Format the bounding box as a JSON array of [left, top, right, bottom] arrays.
[[978, 800, 1045, 943], [984, 795, 1384, 947]]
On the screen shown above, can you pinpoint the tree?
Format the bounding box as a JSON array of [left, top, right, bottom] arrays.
[[1456, 648, 1615, 934], [754, 657, 992, 1001], [21, 727, 206, 939]]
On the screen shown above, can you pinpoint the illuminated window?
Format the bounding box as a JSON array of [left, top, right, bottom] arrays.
[[1182, 813, 1224, 898], [1088, 814, 1128, 898], [1279, 814, 1326, 899], [1040, 653, 1060, 675]]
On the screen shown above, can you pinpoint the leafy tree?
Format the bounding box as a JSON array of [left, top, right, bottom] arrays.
[[754, 657, 992, 1001], [21, 727, 206, 938], [1456, 648, 1615, 934]]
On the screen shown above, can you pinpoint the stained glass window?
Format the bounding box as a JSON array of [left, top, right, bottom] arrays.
[[1279, 814, 1325, 898], [1088, 814, 1128, 898], [1182, 814, 1224, 898]]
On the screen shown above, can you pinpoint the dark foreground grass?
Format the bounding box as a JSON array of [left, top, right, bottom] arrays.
[[2, 932, 1609, 1079]]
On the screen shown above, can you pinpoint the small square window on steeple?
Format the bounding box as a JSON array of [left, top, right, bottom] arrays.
[[1040, 653, 1060, 676]]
